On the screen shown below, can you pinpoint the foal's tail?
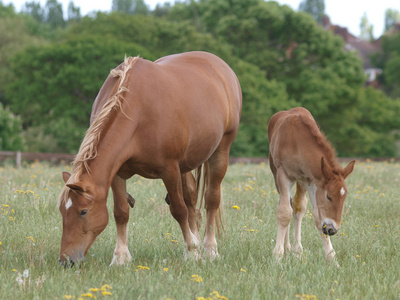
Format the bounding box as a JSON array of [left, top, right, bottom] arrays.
[[195, 162, 224, 238]]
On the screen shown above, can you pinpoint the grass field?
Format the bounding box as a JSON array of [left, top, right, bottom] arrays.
[[0, 160, 399, 300]]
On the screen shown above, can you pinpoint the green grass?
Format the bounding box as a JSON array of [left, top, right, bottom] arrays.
[[1, 161, 399, 299]]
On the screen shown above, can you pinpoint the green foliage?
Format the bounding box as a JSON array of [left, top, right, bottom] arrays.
[[384, 8, 400, 32], [6, 34, 154, 153], [372, 32, 400, 99], [298, 0, 325, 24], [0, 103, 24, 151], [112, 0, 149, 15], [359, 12, 374, 41], [2, 0, 400, 156]]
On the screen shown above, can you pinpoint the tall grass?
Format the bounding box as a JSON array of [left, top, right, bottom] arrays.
[[0, 161, 399, 299]]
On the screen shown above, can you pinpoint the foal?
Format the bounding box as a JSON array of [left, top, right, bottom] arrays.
[[268, 107, 355, 262]]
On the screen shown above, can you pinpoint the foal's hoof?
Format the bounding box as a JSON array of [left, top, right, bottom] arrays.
[[205, 248, 220, 261]]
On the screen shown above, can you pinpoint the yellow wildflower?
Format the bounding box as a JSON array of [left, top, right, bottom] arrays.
[[356, 255, 361, 258], [135, 265, 150, 271], [64, 296, 72, 300], [191, 274, 203, 282], [164, 268, 169, 272], [375, 225, 379, 228], [89, 288, 99, 292], [232, 205, 240, 210], [102, 291, 112, 296], [240, 268, 246, 272], [101, 284, 112, 290], [81, 293, 93, 298]]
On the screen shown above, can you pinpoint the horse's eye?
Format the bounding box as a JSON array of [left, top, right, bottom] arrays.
[[80, 209, 88, 216], [327, 195, 332, 201]]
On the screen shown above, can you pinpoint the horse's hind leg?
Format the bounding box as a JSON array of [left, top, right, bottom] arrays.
[[292, 182, 307, 257], [182, 172, 201, 241], [109, 175, 132, 266], [273, 168, 293, 260], [203, 146, 231, 259], [162, 163, 200, 259]]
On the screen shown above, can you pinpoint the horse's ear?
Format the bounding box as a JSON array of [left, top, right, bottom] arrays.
[[321, 157, 333, 179], [66, 183, 85, 193], [342, 160, 355, 179], [62, 172, 71, 184]]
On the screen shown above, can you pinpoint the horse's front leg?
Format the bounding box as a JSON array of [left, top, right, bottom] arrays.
[[109, 175, 132, 266], [162, 164, 200, 259]]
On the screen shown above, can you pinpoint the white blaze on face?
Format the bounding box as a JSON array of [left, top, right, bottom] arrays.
[[65, 198, 73, 210], [340, 187, 346, 196]]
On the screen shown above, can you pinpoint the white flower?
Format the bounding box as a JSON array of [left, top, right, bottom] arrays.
[[16, 275, 23, 284], [23, 269, 29, 278]]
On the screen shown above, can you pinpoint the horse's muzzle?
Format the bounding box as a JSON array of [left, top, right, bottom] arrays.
[[322, 223, 337, 236], [58, 256, 83, 268]]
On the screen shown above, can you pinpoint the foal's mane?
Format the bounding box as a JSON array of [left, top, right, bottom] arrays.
[[58, 56, 139, 206], [299, 115, 341, 173]]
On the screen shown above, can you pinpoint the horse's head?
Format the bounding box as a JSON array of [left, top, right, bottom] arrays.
[[315, 158, 355, 236], [58, 172, 109, 266]]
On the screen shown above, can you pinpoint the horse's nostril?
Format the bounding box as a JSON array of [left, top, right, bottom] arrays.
[[328, 228, 337, 235]]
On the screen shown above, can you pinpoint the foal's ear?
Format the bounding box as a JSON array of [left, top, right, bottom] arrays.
[[342, 160, 356, 179], [62, 172, 71, 184], [321, 157, 333, 179]]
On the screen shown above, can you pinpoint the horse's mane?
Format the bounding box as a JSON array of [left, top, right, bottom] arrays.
[[299, 115, 341, 173], [58, 56, 139, 207]]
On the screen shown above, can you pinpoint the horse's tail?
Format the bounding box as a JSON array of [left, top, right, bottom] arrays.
[[195, 162, 224, 238]]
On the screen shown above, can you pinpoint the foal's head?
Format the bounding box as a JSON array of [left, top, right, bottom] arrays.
[[315, 158, 355, 236], [58, 172, 109, 266]]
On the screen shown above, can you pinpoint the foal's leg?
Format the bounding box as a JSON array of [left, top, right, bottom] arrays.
[[109, 175, 132, 266], [162, 163, 200, 258], [273, 168, 293, 259], [292, 182, 308, 257], [182, 172, 201, 241]]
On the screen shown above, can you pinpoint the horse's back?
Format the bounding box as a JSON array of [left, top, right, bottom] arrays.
[[268, 107, 317, 166], [92, 52, 242, 176]]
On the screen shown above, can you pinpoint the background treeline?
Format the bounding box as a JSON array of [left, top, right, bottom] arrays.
[[1, 0, 400, 157]]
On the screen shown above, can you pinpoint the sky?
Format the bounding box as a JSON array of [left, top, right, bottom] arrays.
[[4, 0, 400, 38]]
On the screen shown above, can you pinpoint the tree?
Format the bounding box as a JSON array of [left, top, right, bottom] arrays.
[[0, 2, 16, 17], [360, 12, 374, 41], [166, 0, 400, 156], [0, 103, 24, 151], [298, 0, 325, 24], [112, 0, 149, 15], [22, 1, 45, 22], [45, 0, 65, 27], [6, 33, 155, 153], [67, 1, 81, 22], [384, 8, 400, 32]]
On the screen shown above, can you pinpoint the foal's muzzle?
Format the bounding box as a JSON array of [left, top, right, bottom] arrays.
[[322, 223, 337, 236]]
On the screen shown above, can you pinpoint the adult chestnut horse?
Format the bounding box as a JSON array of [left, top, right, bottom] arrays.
[[268, 107, 355, 262], [58, 51, 242, 266]]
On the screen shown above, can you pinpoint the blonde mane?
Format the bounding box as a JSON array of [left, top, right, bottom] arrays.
[[58, 56, 139, 206]]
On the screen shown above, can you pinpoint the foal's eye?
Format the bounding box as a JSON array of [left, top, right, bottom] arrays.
[[327, 195, 332, 201], [80, 209, 88, 216]]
